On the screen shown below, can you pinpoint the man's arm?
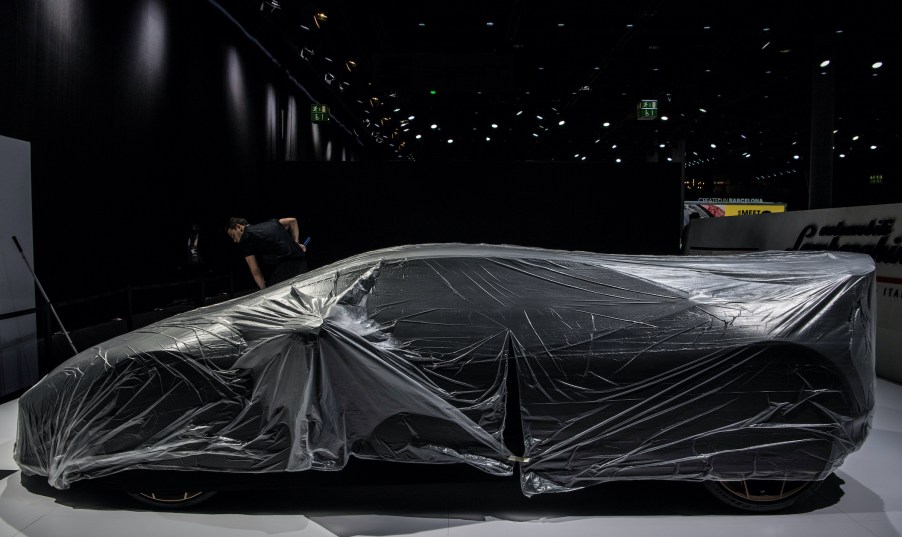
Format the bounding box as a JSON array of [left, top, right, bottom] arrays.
[[244, 255, 266, 289], [279, 217, 306, 253]]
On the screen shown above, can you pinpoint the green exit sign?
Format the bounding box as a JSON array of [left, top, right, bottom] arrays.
[[637, 99, 658, 120], [311, 104, 330, 123]]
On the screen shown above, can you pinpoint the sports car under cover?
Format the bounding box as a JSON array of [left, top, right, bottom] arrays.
[[16, 244, 876, 499]]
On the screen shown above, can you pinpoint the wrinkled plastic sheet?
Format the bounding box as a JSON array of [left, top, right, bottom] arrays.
[[15, 244, 876, 494]]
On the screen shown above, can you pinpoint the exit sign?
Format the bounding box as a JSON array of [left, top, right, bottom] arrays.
[[637, 99, 658, 120], [311, 104, 330, 123]]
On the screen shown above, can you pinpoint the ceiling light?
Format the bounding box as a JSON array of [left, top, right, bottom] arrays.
[[574, 154, 579, 158], [699, 108, 707, 113], [626, 24, 634, 28], [762, 41, 771, 50], [557, 23, 565, 27], [431, 124, 438, 129], [418, 22, 425, 27], [667, 157, 673, 162], [870, 145, 877, 150], [486, 21, 494, 27], [659, 144, 665, 148], [793, 155, 800, 160], [559, 120, 565, 126], [393, 108, 401, 113], [532, 133, 539, 137], [488, 123, 497, 129], [408, 115, 415, 120], [616, 158, 622, 163], [839, 153, 845, 158], [603, 122, 611, 127], [516, 111, 523, 116], [612, 144, 617, 149], [873, 61, 883, 69], [710, 143, 716, 149], [820, 60, 831, 68], [581, 157, 587, 161], [486, 137, 491, 141], [536, 115, 543, 120], [415, 134, 422, 139], [660, 116, 668, 121], [852, 135, 860, 141], [703, 26, 711, 30]]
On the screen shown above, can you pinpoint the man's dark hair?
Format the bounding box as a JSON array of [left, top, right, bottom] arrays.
[[226, 217, 248, 230]]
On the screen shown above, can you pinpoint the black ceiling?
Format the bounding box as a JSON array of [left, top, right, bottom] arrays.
[[220, 1, 900, 171]]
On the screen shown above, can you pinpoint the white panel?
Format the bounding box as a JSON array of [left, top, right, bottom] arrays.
[[0, 134, 38, 396]]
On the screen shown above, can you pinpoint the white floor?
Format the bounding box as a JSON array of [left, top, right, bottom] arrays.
[[1, 378, 902, 537]]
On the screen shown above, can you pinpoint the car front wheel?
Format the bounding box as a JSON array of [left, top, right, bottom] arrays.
[[703, 478, 823, 512]]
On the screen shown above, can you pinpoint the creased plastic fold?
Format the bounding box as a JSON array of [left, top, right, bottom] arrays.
[[15, 244, 875, 495]]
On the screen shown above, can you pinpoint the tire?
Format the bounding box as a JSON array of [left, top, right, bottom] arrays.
[[703, 478, 823, 512], [127, 490, 218, 509]]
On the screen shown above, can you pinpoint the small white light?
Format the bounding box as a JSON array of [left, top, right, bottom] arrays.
[[839, 153, 846, 158], [558, 23, 565, 27], [793, 155, 800, 160], [418, 22, 425, 27], [595, 139, 601, 143], [603, 122, 611, 127], [574, 154, 580, 158], [536, 115, 544, 120], [872, 61, 883, 69], [871, 145, 877, 150], [408, 115, 415, 120], [486, 21, 494, 27], [431, 124, 438, 129], [710, 143, 716, 149], [532, 133, 539, 137], [667, 157, 673, 162], [491, 123, 498, 129], [486, 137, 491, 141], [447, 139, 454, 144], [612, 144, 617, 149], [852, 135, 860, 141], [581, 156, 587, 161], [699, 108, 707, 113], [616, 158, 622, 163], [820, 60, 830, 68], [415, 134, 422, 139], [559, 120, 565, 126], [516, 111, 523, 116], [660, 116, 669, 121], [659, 144, 665, 148]]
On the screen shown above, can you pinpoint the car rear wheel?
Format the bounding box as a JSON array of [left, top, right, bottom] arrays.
[[703, 478, 823, 512], [127, 490, 217, 509]]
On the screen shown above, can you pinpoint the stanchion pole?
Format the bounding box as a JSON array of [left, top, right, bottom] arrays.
[[11, 236, 78, 355]]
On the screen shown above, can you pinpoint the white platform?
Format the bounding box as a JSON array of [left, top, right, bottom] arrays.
[[1, 378, 901, 537]]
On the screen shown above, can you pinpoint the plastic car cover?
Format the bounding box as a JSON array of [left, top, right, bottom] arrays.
[[15, 244, 876, 495]]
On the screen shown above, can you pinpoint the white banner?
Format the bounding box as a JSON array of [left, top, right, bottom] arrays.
[[686, 203, 902, 383]]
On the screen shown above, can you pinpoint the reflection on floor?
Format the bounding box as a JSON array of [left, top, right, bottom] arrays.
[[2, 378, 902, 537]]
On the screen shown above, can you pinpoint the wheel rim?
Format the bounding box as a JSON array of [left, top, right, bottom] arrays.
[[136, 491, 208, 504], [717, 480, 809, 503]]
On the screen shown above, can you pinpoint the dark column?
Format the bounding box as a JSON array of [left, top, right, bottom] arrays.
[[808, 65, 835, 209]]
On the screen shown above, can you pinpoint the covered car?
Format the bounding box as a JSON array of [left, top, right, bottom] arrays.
[[15, 244, 876, 511]]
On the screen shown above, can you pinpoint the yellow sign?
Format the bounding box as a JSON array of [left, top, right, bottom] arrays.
[[721, 204, 786, 216]]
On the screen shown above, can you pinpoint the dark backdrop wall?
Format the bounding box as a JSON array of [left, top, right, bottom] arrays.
[[0, 0, 682, 306]]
